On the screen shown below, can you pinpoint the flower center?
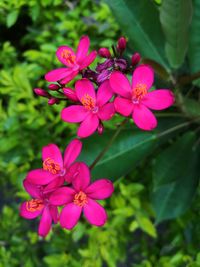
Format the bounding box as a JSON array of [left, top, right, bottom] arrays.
[[61, 49, 76, 65], [26, 199, 44, 212], [132, 83, 147, 103], [43, 158, 61, 175], [73, 191, 88, 207], [81, 94, 96, 110]]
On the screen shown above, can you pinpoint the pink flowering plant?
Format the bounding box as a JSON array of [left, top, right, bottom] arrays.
[[20, 35, 176, 237]]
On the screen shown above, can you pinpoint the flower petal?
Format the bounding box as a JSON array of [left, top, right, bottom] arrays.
[[45, 68, 69, 82], [132, 65, 154, 91], [64, 139, 82, 169], [42, 144, 63, 169], [26, 169, 56, 185], [96, 80, 113, 106], [76, 35, 90, 63], [38, 206, 52, 237], [98, 103, 115, 121], [59, 69, 79, 85], [85, 179, 114, 200], [20, 201, 43, 219], [43, 176, 65, 194], [49, 206, 59, 224], [79, 51, 97, 70], [60, 203, 82, 230], [75, 78, 96, 103], [64, 162, 81, 183], [49, 187, 75, 206], [132, 104, 157, 130], [56, 46, 76, 67], [77, 114, 99, 138], [23, 179, 41, 199], [61, 105, 89, 123], [83, 198, 107, 226], [109, 71, 132, 98], [142, 89, 175, 110], [114, 96, 133, 116], [72, 162, 90, 191]]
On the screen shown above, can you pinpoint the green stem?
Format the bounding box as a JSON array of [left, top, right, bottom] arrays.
[[89, 119, 128, 170]]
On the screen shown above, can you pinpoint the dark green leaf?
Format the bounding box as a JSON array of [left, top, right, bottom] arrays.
[[160, 0, 193, 68]]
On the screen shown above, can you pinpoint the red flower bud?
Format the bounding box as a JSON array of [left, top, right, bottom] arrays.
[[34, 88, 50, 98], [117, 36, 127, 52], [48, 97, 60, 105], [131, 53, 141, 66], [98, 48, 111, 58], [97, 123, 104, 135], [63, 87, 78, 102], [48, 84, 60, 90]]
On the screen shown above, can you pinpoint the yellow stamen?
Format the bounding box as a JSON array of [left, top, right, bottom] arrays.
[[61, 49, 76, 65], [74, 191, 88, 207], [43, 157, 61, 175], [81, 94, 96, 110], [26, 199, 44, 212], [132, 83, 147, 101]]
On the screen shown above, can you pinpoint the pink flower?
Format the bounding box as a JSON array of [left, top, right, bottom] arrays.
[[20, 180, 59, 237], [49, 162, 114, 229], [45, 36, 97, 84], [61, 79, 115, 138], [26, 139, 82, 188], [109, 65, 175, 130]]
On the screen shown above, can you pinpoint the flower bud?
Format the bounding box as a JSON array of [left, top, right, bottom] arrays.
[[117, 36, 127, 52], [63, 88, 78, 102], [48, 83, 60, 90], [34, 88, 50, 98], [48, 97, 60, 105], [131, 53, 141, 66], [98, 48, 111, 58], [97, 123, 104, 135]]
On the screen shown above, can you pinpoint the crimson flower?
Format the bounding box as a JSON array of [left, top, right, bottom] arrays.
[[61, 79, 115, 138], [45, 36, 97, 84], [110, 65, 175, 130], [49, 162, 114, 229]]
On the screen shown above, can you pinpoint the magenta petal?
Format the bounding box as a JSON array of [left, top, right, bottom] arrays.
[[59, 69, 79, 85], [60, 203, 82, 230], [96, 80, 113, 106], [79, 51, 97, 70], [49, 206, 59, 224], [20, 201, 43, 219], [38, 206, 52, 237], [26, 169, 56, 185], [98, 103, 115, 121], [56, 46, 76, 67], [132, 104, 157, 131], [23, 179, 41, 199], [132, 65, 154, 91], [61, 105, 89, 123], [142, 89, 175, 110], [72, 162, 90, 191], [85, 179, 114, 200], [78, 114, 99, 138], [76, 35, 90, 63], [49, 187, 75, 206], [109, 71, 132, 98], [43, 176, 65, 194], [75, 79, 96, 103], [42, 143, 63, 168], [45, 68, 69, 82], [114, 96, 133, 116], [83, 198, 107, 226], [64, 139, 82, 169], [64, 162, 81, 183]]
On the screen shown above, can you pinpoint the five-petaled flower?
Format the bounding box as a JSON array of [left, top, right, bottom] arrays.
[[61, 79, 115, 138], [45, 36, 97, 85], [49, 162, 114, 229], [109, 65, 175, 131]]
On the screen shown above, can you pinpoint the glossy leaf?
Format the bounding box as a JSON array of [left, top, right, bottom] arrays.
[[160, 0, 193, 68]]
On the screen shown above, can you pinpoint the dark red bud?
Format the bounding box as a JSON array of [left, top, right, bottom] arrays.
[[48, 83, 60, 90], [63, 87, 78, 102], [131, 53, 141, 66], [117, 36, 127, 52], [48, 97, 60, 105], [98, 48, 111, 58], [97, 123, 104, 135], [34, 88, 50, 98]]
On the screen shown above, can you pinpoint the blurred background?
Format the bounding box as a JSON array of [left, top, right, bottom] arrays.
[[0, 0, 200, 266]]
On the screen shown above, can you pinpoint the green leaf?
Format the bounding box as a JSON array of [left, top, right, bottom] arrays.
[[104, 0, 169, 70], [79, 129, 156, 180], [184, 97, 200, 118], [160, 0, 193, 68], [6, 10, 19, 28], [136, 215, 157, 238], [188, 0, 200, 85], [152, 132, 199, 223]]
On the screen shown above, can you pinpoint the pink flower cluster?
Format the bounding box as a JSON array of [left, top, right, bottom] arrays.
[[20, 139, 114, 237]]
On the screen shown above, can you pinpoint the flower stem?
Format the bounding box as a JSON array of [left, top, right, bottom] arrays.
[[89, 118, 128, 170]]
